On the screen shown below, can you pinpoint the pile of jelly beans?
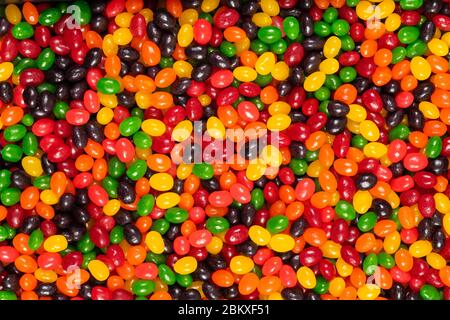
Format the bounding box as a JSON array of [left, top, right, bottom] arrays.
[[0, 0, 449, 301]]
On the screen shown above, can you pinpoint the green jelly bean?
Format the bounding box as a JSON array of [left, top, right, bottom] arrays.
[[398, 26, 420, 44], [22, 132, 38, 156], [176, 274, 193, 288], [77, 234, 95, 253], [289, 159, 307, 176], [97, 78, 121, 94], [102, 176, 119, 198], [110, 225, 124, 244], [420, 284, 441, 300], [131, 107, 144, 120], [126, 159, 147, 181], [36, 48, 56, 71], [206, 217, 230, 234], [400, 0, 423, 10], [109, 156, 126, 178], [258, 26, 282, 44], [1, 188, 20, 206], [357, 211, 377, 232], [351, 134, 368, 149], [158, 264, 176, 285], [346, 0, 360, 6], [1, 144, 23, 162], [165, 207, 189, 224], [11, 22, 34, 39], [152, 219, 170, 235], [21, 114, 34, 127], [159, 56, 174, 68], [314, 21, 331, 37], [363, 253, 378, 276], [323, 7, 339, 24], [339, 67, 357, 83], [133, 131, 152, 149], [283, 17, 300, 40], [250, 97, 265, 111], [3, 224, 15, 240], [313, 276, 329, 294], [266, 215, 289, 234], [82, 251, 96, 269], [0, 226, 7, 242], [28, 229, 44, 250], [3, 124, 26, 142], [146, 252, 166, 265], [314, 87, 330, 101], [13, 58, 36, 75], [250, 39, 269, 55], [306, 150, 319, 162], [137, 194, 155, 217], [377, 252, 395, 269], [251, 188, 264, 210], [120, 116, 142, 137], [425, 136, 442, 159], [325, 74, 343, 90], [335, 200, 356, 221], [255, 73, 272, 87], [391, 47, 406, 64], [73, 0, 92, 25], [192, 162, 214, 179], [39, 8, 62, 26], [33, 175, 50, 190], [340, 35, 355, 51], [0, 291, 17, 300], [406, 40, 427, 58], [37, 83, 56, 94], [270, 40, 287, 55], [0, 170, 11, 192], [220, 41, 236, 58], [132, 280, 155, 296], [331, 19, 350, 36], [389, 124, 410, 141], [53, 101, 69, 119]]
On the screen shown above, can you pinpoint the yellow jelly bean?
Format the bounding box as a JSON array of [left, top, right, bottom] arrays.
[[102, 34, 118, 57], [198, 94, 211, 106], [145, 231, 165, 254], [230, 255, 254, 275], [249, 225, 271, 246], [267, 114, 291, 131], [268, 101, 291, 115], [98, 93, 118, 108], [306, 160, 324, 178], [5, 4, 21, 24], [419, 101, 440, 119], [156, 192, 180, 209], [410, 56, 431, 81], [409, 240, 432, 258], [319, 58, 339, 75], [426, 253, 446, 270], [386, 191, 400, 209], [329, 277, 346, 298], [178, 24, 194, 47], [150, 173, 174, 191], [40, 189, 59, 205], [383, 231, 401, 254], [97, 107, 114, 125], [21, 156, 43, 177], [255, 52, 276, 76], [0, 62, 14, 82], [174, 256, 198, 275], [385, 13, 401, 32], [112, 28, 133, 45], [356, 1, 376, 20], [303, 71, 326, 92], [206, 236, 223, 255], [434, 193, 450, 214], [88, 260, 110, 281], [34, 268, 58, 283], [177, 163, 193, 180], [252, 12, 272, 27], [44, 235, 68, 253], [320, 240, 342, 259], [271, 62, 289, 81], [428, 38, 449, 57], [179, 9, 198, 25], [206, 116, 226, 140], [296, 266, 316, 289], [260, 0, 280, 16], [268, 292, 282, 300], [357, 284, 380, 300], [359, 120, 380, 141], [353, 190, 372, 214], [233, 66, 257, 82], [173, 60, 193, 78], [235, 38, 250, 56], [135, 91, 152, 109], [336, 258, 353, 277], [103, 199, 121, 216], [269, 234, 295, 252], [172, 120, 193, 142], [201, 0, 220, 13], [246, 159, 267, 181], [363, 142, 388, 159], [442, 32, 450, 47], [377, 0, 395, 19], [347, 104, 367, 122], [323, 36, 342, 59], [141, 119, 166, 137], [115, 12, 133, 27], [444, 214, 450, 235]]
